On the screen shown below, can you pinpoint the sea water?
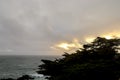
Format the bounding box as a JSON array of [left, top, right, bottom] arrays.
[[0, 55, 59, 79]]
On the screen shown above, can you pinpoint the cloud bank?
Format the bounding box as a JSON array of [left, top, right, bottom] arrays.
[[0, 0, 120, 55]]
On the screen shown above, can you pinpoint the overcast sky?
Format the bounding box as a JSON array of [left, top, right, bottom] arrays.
[[0, 0, 120, 55]]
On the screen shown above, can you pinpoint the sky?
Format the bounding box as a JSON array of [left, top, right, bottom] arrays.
[[0, 0, 120, 55]]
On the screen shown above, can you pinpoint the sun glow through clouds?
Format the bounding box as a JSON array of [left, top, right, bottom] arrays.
[[103, 36, 114, 39], [52, 32, 120, 51], [57, 43, 75, 50], [52, 38, 82, 51], [85, 37, 95, 43]]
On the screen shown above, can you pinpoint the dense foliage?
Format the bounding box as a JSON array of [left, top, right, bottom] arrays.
[[37, 37, 120, 80]]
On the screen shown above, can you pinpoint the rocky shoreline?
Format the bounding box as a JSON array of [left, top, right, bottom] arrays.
[[0, 73, 46, 80]]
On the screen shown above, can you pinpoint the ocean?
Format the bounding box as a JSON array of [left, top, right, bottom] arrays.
[[0, 55, 59, 79]]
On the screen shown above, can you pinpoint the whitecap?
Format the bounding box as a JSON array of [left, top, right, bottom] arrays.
[[29, 73, 44, 78]]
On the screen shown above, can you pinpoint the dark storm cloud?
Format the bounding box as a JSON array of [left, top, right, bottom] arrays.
[[0, 0, 120, 55]]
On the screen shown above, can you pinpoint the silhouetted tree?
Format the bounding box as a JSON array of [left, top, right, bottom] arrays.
[[37, 37, 120, 80]]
